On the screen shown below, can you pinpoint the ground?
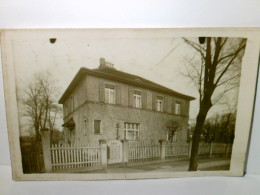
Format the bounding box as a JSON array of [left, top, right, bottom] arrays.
[[77, 156, 230, 173]]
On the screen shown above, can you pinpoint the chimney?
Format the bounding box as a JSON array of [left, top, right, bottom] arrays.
[[99, 58, 115, 69]]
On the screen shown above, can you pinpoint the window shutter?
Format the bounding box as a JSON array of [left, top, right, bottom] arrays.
[[152, 93, 156, 111], [184, 101, 189, 117], [180, 102, 183, 115], [142, 90, 147, 109], [164, 96, 168, 112], [116, 85, 121, 105], [172, 99, 175, 114], [99, 81, 105, 103], [128, 87, 134, 106]]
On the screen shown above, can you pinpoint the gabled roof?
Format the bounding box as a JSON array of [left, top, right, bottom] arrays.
[[58, 67, 195, 104]]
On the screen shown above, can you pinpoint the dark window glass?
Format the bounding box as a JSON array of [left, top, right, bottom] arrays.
[[94, 120, 101, 134]]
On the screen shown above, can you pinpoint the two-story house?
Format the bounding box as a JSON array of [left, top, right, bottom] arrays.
[[59, 58, 195, 145]]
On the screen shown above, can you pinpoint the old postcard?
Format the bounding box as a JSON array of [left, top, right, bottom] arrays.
[[1, 28, 259, 180]]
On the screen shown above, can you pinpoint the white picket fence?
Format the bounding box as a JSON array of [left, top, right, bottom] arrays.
[[49, 141, 233, 171], [198, 143, 211, 155], [212, 143, 228, 154], [128, 141, 161, 163], [51, 144, 102, 170], [165, 142, 190, 158]]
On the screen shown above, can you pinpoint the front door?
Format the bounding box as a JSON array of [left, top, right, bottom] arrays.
[[107, 140, 122, 164]]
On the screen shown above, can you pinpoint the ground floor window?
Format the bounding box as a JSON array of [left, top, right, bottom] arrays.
[[167, 130, 177, 142], [124, 122, 140, 140], [94, 120, 101, 134]]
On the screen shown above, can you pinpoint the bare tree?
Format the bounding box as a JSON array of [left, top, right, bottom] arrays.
[[183, 37, 247, 171], [164, 120, 181, 142], [23, 72, 61, 141]]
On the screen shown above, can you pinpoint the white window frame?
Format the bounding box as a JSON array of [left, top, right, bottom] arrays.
[[124, 122, 140, 141], [156, 98, 163, 112], [175, 102, 181, 115], [133, 93, 142, 108], [105, 86, 116, 104]]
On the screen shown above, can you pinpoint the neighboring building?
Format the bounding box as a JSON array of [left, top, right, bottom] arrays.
[[59, 58, 195, 145]]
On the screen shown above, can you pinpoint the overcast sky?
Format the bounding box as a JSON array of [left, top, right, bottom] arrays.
[[11, 30, 241, 135]]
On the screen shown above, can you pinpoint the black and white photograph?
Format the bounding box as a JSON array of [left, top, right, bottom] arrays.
[[1, 29, 259, 180]]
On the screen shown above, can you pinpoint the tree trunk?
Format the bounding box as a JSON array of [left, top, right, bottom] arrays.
[[50, 129, 53, 146], [189, 106, 210, 171], [34, 124, 41, 141]]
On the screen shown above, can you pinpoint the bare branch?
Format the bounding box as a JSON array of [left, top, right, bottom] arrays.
[[214, 40, 246, 88], [212, 85, 238, 105], [183, 38, 206, 60]]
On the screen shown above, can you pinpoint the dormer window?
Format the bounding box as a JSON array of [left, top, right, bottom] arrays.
[[133, 91, 142, 108], [156, 96, 164, 112], [105, 84, 116, 104]]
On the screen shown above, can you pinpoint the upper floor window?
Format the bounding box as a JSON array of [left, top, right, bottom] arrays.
[[124, 122, 140, 141], [94, 120, 101, 134], [156, 96, 164, 112], [105, 84, 115, 104], [133, 91, 142, 108], [175, 103, 181, 115]]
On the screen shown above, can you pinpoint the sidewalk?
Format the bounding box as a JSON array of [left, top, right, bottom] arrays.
[[82, 156, 230, 173]]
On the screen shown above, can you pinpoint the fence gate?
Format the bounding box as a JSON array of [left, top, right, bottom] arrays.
[[107, 140, 122, 164], [21, 141, 45, 173]]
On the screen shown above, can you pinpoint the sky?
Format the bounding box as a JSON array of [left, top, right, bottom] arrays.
[[10, 30, 242, 135]]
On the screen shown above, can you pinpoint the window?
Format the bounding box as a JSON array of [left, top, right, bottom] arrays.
[[167, 130, 177, 142], [124, 122, 140, 140], [94, 120, 101, 134], [105, 84, 116, 104], [156, 96, 163, 111], [133, 92, 142, 108], [175, 103, 181, 115]]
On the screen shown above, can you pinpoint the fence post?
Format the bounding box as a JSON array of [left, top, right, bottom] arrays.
[[41, 129, 52, 172], [159, 140, 166, 160], [189, 141, 192, 159], [121, 140, 129, 165], [101, 144, 107, 169], [210, 142, 214, 157]]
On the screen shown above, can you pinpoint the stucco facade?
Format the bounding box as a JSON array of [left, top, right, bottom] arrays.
[[60, 60, 194, 145]]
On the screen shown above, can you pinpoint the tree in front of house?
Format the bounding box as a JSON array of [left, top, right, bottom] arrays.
[[183, 37, 246, 171], [23, 71, 62, 142], [165, 120, 181, 142]]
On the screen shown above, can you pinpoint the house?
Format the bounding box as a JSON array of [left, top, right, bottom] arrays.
[[59, 58, 195, 145]]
